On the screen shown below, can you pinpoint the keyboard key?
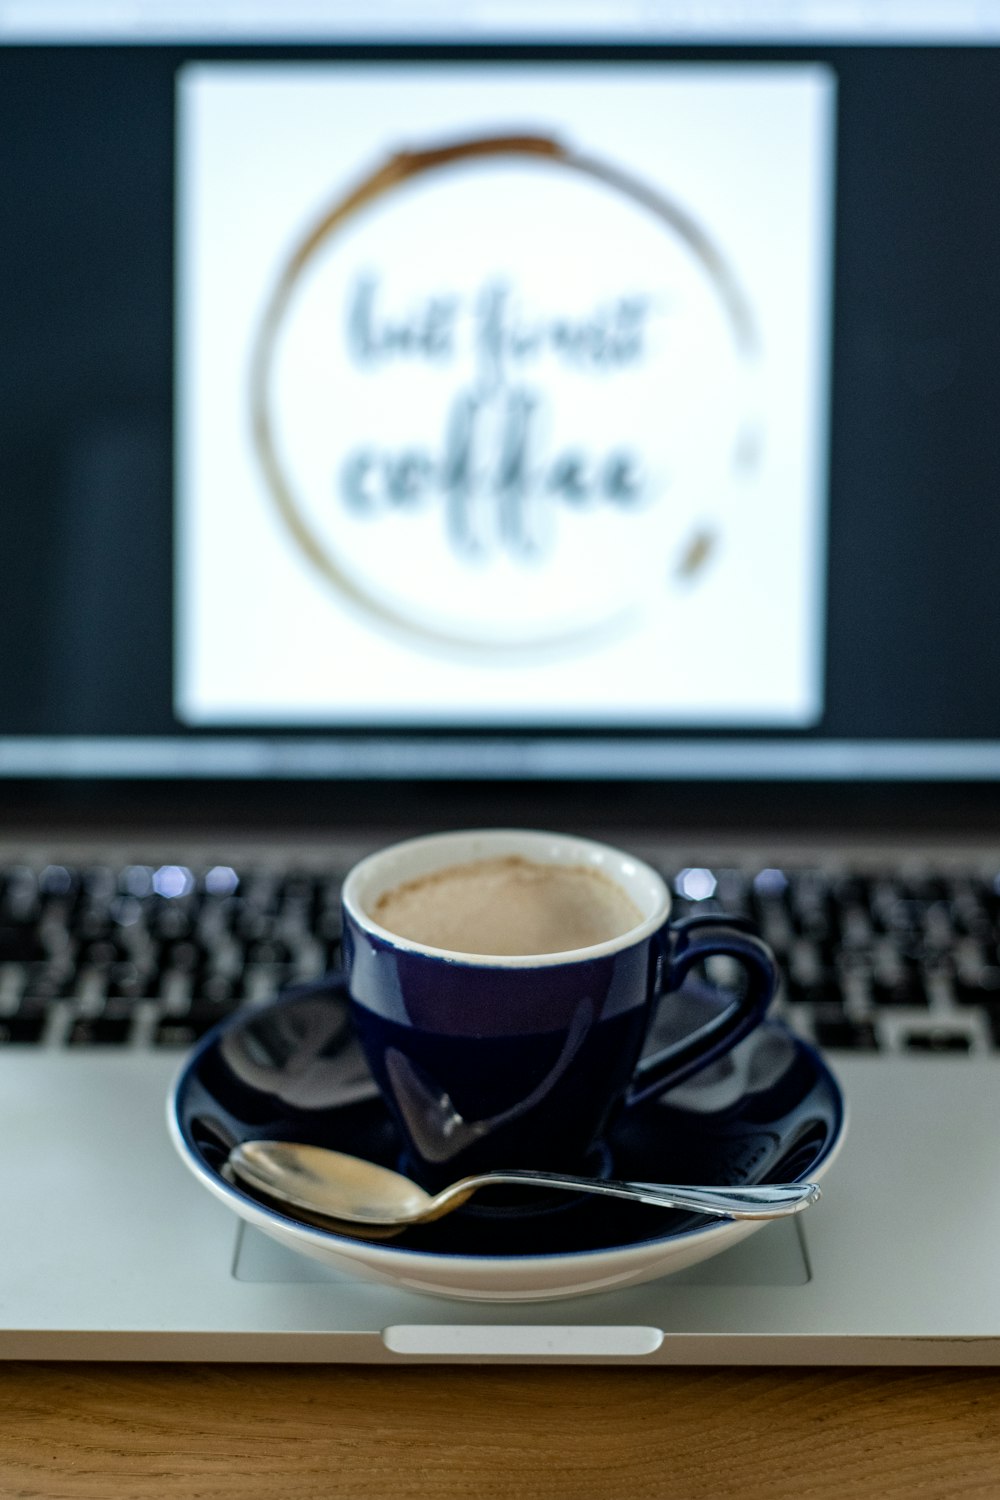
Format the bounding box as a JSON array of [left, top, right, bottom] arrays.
[[76, 904, 118, 940], [66, 1016, 132, 1046], [954, 967, 1000, 1006], [161, 940, 200, 972], [871, 967, 929, 1007], [785, 976, 843, 1005], [154, 1004, 231, 1048], [197, 973, 240, 1005], [0, 1014, 45, 1044], [203, 865, 240, 896], [13, 994, 53, 1020], [759, 912, 795, 954], [189, 997, 237, 1022], [831, 874, 870, 906], [79, 939, 122, 967], [0, 924, 45, 963], [20, 963, 74, 1001], [246, 939, 292, 966], [813, 1018, 880, 1051], [107, 962, 153, 1001], [905, 1031, 972, 1053], [120, 865, 154, 898], [950, 891, 993, 940], [159, 970, 192, 1008], [316, 909, 343, 942], [39, 864, 76, 897], [235, 909, 272, 942], [153, 904, 193, 941], [153, 1020, 202, 1048]]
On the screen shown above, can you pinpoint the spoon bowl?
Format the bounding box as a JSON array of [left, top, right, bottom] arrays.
[[227, 1139, 820, 1236]]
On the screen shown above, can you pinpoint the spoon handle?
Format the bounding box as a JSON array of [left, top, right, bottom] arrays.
[[453, 1171, 821, 1219]]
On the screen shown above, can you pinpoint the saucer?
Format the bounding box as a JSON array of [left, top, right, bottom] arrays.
[[167, 979, 846, 1302]]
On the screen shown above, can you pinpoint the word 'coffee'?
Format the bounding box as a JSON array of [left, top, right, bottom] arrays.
[[371, 854, 643, 956]]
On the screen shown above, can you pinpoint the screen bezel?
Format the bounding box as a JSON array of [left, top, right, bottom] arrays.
[[2, 33, 999, 824]]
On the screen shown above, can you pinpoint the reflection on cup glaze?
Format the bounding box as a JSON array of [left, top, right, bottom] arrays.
[[383, 996, 594, 1164]]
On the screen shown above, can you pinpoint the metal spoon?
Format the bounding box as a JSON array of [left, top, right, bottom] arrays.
[[227, 1140, 820, 1234]]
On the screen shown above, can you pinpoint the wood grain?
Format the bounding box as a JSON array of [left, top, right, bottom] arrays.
[[3, 1366, 1000, 1499]]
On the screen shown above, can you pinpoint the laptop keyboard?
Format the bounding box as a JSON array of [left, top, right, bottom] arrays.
[[667, 863, 1000, 1058], [1, 857, 999, 1057], [0, 862, 341, 1051]]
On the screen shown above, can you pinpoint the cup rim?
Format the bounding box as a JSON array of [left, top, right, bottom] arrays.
[[341, 827, 672, 968]]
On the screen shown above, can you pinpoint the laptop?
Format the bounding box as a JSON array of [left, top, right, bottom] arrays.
[[3, 0, 1000, 1364]]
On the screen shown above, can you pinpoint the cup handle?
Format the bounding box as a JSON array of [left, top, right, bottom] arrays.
[[625, 914, 778, 1107]]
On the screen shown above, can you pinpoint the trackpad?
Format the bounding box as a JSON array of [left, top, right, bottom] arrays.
[[232, 1219, 810, 1286]]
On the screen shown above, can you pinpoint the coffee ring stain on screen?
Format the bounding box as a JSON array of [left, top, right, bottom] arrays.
[[249, 132, 762, 657]]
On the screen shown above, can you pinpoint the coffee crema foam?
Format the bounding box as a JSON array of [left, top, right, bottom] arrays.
[[371, 854, 644, 956]]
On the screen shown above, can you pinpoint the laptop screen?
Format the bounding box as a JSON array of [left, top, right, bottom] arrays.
[[0, 4, 997, 785]]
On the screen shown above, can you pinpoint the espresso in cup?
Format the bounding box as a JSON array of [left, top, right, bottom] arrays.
[[372, 853, 644, 956], [341, 829, 779, 1186]]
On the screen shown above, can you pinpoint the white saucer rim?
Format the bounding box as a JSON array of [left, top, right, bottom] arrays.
[[169, 1101, 847, 1280], [167, 1013, 846, 1272]]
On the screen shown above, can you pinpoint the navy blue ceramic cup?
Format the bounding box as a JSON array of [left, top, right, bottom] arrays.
[[341, 829, 778, 1188]]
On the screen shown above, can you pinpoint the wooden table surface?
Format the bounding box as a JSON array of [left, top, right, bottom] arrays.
[[3, 1364, 1000, 1498]]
